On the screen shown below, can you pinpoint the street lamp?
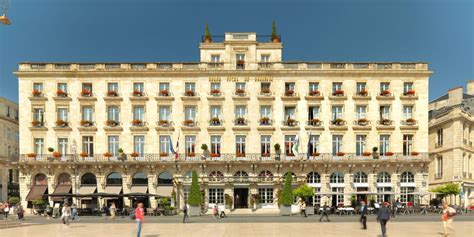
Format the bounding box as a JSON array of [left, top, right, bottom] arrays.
[[0, 0, 11, 25]]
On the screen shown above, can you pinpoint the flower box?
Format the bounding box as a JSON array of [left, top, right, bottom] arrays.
[[260, 117, 270, 125], [103, 152, 113, 158], [357, 90, 368, 96], [235, 89, 246, 95], [362, 152, 371, 156], [286, 118, 296, 126], [261, 153, 270, 157], [311, 152, 320, 157], [31, 121, 42, 127], [236, 152, 245, 157], [55, 120, 67, 127], [284, 90, 294, 96], [333, 90, 344, 96], [236, 118, 246, 125], [381, 119, 391, 125], [406, 118, 416, 124], [80, 120, 92, 127], [32, 90, 42, 96], [404, 90, 416, 96], [56, 90, 67, 97], [185, 90, 195, 96], [106, 120, 118, 126], [132, 119, 143, 126], [384, 152, 394, 156], [27, 153, 36, 158], [160, 152, 169, 157], [210, 89, 221, 95], [309, 90, 320, 96], [187, 152, 196, 157], [184, 120, 194, 126], [131, 152, 139, 158], [357, 118, 368, 125], [211, 117, 220, 124], [336, 152, 345, 156], [333, 118, 345, 125], [52, 152, 62, 158], [159, 120, 169, 126], [410, 151, 419, 156], [210, 153, 220, 158], [237, 60, 245, 65], [261, 88, 271, 94], [107, 91, 118, 97], [309, 118, 321, 126], [133, 90, 143, 96], [380, 90, 391, 96], [81, 89, 91, 96], [80, 152, 88, 158], [159, 90, 170, 96]]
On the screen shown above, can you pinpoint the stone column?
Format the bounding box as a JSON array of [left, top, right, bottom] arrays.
[[320, 173, 330, 206], [344, 173, 353, 206], [0, 167, 8, 202], [148, 174, 157, 209]]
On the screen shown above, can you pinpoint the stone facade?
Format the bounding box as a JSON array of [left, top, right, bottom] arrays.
[[15, 32, 431, 211], [429, 81, 474, 205], [0, 97, 19, 202]]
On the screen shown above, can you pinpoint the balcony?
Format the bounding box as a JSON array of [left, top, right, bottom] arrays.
[[353, 119, 372, 130], [232, 89, 250, 100], [29, 91, 47, 102], [376, 119, 395, 130], [130, 120, 149, 132], [329, 119, 348, 130], [53, 90, 72, 101], [305, 119, 324, 130], [182, 120, 200, 131], [104, 120, 123, 132], [78, 90, 97, 102], [78, 121, 97, 132], [181, 91, 200, 101], [257, 89, 275, 100], [281, 120, 299, 130], [281, 90, 299, 101], [29, 121, 47, 131], [207, 62, 224, 69], [208, 118, 225, 131], [130, 91, 149, 102], [257, 118, 275, 131], [376, 91, 395, 100], [104, 91, 122, 102], [258, 62, 274, 70], [400, 90, 418, 100], [352, 91, 370, 100], [208, 90, 225, 101], [53, 120, 72, 131], [233, 118, 250, 131], [305, 90, 324, 100], [329, 90, 347, 100], [400, 119, 418, 130], [155, 90, 174, 101], [156, 120, 174, 131]]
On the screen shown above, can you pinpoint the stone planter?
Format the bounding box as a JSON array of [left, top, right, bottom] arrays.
[[280, 205, 292, 216], [188, 206, 201, 216]]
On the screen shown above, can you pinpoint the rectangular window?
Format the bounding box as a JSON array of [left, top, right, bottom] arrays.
[[260, 106, 272, 118], [211, 136, 221, 155], [211, 55, 221, 63], [208, 188, 224, 205], [332, 135, 343, 155], [133, 106, 145, 121], [332, 82, 342, 93], [403, 106, 414, 120], [261, 82, 271, 92], [284, 107, 296, 120], [57, 108, 68, 122], [184, 82, 196, 92], [380, 106, 390, 120], [285, 82, 295, 91], [108, 136, 119, 156], [236, 82, 246, 91], [308, 106, 320, 120], [380, 82, 390, 92], [184, 107, 196, 121], [376, 187, 392, 203], [57, 83, 67, 93], [33, 83, 43, 92], [134, 136, 145, 156], [34, 138, 44, 155], [33, 108, 44, 122], [82, 136, 94, 157], [332, 106, 343, 120], [356, 82, 367, 93], [285, 135, 296, 156], [260, 54, 270, 62], [133, 82, 144, 93], [107, 82, 119, 93], [82, 106, 93, 122], [309, 82, 319, 92], [159, 82, 170, 92], [235, 106, 246, 119], [58, 138, 68, 156], [210, 82, 220, 91], [403, 82, 413, 94], [356, 106, 367, 119], [437, 129, 443, 146], [400, 187, 415, 203], [261, 135, 271, 155], [107, 106, 120, 122], [236, 54, 245, 61], [436, 156, 443, 177], [236, 135, 246, 155], [185, 136, 196, 155], [380, 135, 390, 155], [210, 106, 221, 119], [403, 135, 413, 155], [356, 135, 367, 156], [258, 188, 274, 204], [309, 135, 320, 154], [82, 83, 93, 94], [331, 187, 344, 205], [159, 106, 171, 121], [160, 136, 171, 155]]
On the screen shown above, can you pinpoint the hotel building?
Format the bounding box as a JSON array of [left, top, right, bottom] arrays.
[[0, 97, 19, 202], [429, 81, 474, 205], [16, 32, 431, 211]]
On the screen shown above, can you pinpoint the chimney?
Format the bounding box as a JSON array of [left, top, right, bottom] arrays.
[[447, 86, 463, 106], [467, 80, 474, 95]]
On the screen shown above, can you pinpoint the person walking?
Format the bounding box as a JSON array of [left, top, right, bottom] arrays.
[[3, 202, 9, 219], [359, 201, 368, 230], [441, 202, 456, 237], [390, 201, 396, 218], [319, 203, 330, 222], [135, 202, 144, 237], [109, 202, 116, 221], [17, 203, 24, 220], [71, 204, 79, 221], [213, 204, 219, 219], [182, 202, 189, 223], [61, 203, 72, 227], [300, 199, 307, 218], [376, 202, 391, 237]]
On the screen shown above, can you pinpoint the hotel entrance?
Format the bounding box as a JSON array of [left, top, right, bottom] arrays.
[[234, 188, 248, 208]]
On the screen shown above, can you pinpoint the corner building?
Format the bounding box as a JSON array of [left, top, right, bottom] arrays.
[[16, 32, 431, 212]]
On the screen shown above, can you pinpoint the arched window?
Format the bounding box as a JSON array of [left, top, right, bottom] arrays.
[[353, 172, 368, 183], [259, 170, 273, 181], [306, 172, 321, 184], [234, 171, 248, 177], [158, 171, 173, 186], [209, 171, 224, 182], [81, 173, 97, 185], [34, 173, 48, 186], [106, 172, 123, 186], [377, 172, 391, 183], [401, 172, 414, 183], [57, 173, 71, 185], [132, 172, 148, 186], [330, 172, 344, 183], [283, 172, 296, 180], [183, 171, 193, 181]]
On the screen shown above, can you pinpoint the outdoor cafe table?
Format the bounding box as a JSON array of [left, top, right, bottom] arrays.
[[337, 207, 355, 215]]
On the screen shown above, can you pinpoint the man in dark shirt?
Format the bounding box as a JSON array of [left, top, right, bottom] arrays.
[[319, 203, 330, 222], [360, 201, 368, 229], [377, 202, 391, 237]]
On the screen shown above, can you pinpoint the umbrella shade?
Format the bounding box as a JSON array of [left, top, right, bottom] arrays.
[[91, 192, 122, 198], [124, 193, 163, 198]]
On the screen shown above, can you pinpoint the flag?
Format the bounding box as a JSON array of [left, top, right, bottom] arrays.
[[292, 134, 299, 156], [307, 132, 312, 160], [171, 134, 180, 161]]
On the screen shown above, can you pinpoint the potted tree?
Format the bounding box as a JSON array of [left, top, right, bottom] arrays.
[[280, 174, 294, 216], [32, 199, 47, 214], [274, 143, 281, 161], [224, 194, 233, 210], [201, 144, 209, 160], [293, 184, 315, 214], [250, 194, 260, 210], [271, 20, 281, 43], [188, 171, 202, 216], [204, 23, 212, 43], [372, 147, 379, 159]]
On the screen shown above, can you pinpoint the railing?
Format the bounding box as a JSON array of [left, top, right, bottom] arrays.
[[209, 119, 223, 126], [258, 119, 273, 126], [306, 120, 323, 126], [401, 120, 418, 126], [182, 120, 199, 127], [353, 120, 371, 126], [233, 119, 249, 126], [156, 121, 173, 128], [377, 119, 393, 126], [19, 152, 430, 163], [282, 120, 299, 127]]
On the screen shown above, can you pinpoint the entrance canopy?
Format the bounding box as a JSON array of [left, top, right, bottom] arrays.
[[26, 185, 48, 201]]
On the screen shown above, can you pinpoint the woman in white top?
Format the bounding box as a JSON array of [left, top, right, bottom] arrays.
[[61, 203, 72, 227]]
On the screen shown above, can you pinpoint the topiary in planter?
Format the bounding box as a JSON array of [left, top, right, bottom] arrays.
[[280, 174, 294, 207], [188, 170, 201, 207]]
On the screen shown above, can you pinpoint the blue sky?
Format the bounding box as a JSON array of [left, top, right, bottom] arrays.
[[0, 0, 472, 102]]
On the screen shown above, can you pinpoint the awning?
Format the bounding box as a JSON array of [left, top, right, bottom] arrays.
[[156, 186, 173, 197], [26, 185, 48, 201], [130, 186, 148, 194], [104, 186, 122, 194], [77, 186, 97, 195], [468, 193, 474, 199], [51, 185, 72, 201]]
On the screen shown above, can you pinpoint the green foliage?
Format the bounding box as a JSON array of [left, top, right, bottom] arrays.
[[274, 143, 280, 151], [224, 193, 233, 206], [8, 196, 20, 204], [271, 20, 278, 38], [293, 184, 314, 198], [430, 183, 461, 196], [118, 148, 124, 153], [32, 199, 46, 206], [188, 170, 202, 206], [204, 23, 211, 39], [280, 174, 294, 206], [201, 144, 208, 151], [48, 147, 54, 152]]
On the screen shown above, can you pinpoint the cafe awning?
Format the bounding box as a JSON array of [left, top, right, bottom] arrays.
[[156, 186, 173, 197], [130, 186, 148, 194], [51, 185, 72, 201], [104, 186, 122, 195], [26, 185, 48, 201], [76, 186, 97, 199]]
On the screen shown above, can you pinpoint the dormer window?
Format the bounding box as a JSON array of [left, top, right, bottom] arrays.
[[236, 54, 245, 70], [261, 54, 270, 62], [211, 55, 220, 63]]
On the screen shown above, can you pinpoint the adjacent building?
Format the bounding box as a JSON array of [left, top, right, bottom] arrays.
[[15, 32, 431, 211], [429, 81, 474, 205], [0, 97, 19, 202]]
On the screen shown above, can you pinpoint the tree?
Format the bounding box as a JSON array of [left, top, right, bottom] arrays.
[[293, 184, 314, 200], [8, 196, 20, 204], [280, 173, 294, 206], [430, 183, 461, 197], [204, 23, 211, 40], [188, 170, 202, 206]]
